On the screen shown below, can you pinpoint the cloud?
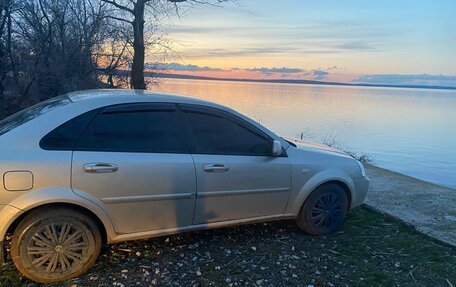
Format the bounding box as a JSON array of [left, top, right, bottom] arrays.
[[245, 67, 306, 75], [183, 47, 294, 59], [333, 42, 379, 51], [355, 74, 456, 87], [158, 62, 339, 81], [157, 63, 307, 76], [171, 21, 395, 59], [151, 62, 224, 72], [180, 40, 380, 60], [311, 70, 330, 80]]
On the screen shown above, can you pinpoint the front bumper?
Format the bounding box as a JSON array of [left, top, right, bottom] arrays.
[[351, 176, 370, 208]]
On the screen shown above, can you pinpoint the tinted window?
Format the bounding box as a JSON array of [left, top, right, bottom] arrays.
[[40, 109, 101, 150], [76, 104, 188, 153], [0, 96, 71, 136], [183, 109, 272, 156]]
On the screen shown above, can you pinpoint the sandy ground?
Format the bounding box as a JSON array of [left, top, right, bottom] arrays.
[[365, 164, 456, 247]]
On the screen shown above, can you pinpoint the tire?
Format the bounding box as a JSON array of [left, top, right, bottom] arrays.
[[10, 208, 101, 283], [296, 183, 349, 235]]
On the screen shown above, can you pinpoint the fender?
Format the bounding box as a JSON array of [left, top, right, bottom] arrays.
[[288, 168, 355, 215], [1, 187, 117, 243]]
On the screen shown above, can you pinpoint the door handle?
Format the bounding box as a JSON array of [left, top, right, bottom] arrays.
[[203, 164, 229, 172], [83, 163, 118, 173]]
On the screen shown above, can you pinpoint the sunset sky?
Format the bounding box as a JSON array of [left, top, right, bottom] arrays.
[[153, 0, 456, 87]]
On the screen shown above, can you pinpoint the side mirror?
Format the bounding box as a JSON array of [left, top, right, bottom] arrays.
[[272, 140, 282, 157]]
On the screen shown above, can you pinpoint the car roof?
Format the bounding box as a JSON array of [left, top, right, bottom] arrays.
[[66, 89, 215, 107]]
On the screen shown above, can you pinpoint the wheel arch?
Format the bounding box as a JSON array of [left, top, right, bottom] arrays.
[[1, 188, 117, 244], [5, 202, 108, 245], [288, 168, 356, 215]]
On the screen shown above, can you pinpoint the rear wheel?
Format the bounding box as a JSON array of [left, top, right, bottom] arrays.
[[10, 208, 101, 283], [296, 183, 349, 235]]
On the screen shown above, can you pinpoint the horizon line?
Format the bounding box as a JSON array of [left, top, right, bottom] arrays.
[[148, 72, 456, 91]]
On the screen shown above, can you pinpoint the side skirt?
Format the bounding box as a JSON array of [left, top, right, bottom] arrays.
[[109, 214, 296, 244]]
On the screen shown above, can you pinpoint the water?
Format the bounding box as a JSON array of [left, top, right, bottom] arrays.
[[150, 78, 456, 189]]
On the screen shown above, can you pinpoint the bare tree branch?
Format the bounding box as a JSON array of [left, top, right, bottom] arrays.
[[101, 0, 134, 14], [105, 15, 133, 24]]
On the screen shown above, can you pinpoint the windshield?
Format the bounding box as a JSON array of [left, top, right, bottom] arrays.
[[0, 95, 72, 137]]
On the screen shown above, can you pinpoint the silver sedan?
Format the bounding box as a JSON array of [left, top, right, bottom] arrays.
[[0, 89, 369, 283]]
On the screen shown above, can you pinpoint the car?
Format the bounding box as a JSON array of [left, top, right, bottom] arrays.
[[0, 89, 369, 283]]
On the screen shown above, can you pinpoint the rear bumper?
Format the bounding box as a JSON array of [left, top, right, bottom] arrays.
[[351, 176, 370, 208], [0, 204, 22, 264], [0, 204, 23, 240], [0, 205, 5, 263], [0, 241, 4, 264]]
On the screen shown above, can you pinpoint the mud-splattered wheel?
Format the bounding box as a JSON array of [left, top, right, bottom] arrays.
[[10, 208, 101, 283]]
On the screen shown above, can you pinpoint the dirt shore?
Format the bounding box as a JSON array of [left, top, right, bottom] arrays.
[[365, 164, 456, 247]]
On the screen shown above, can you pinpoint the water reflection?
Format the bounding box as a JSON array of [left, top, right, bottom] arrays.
[[151, 79, 456, 189]]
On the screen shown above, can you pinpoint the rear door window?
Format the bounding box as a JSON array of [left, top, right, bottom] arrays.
[[40, 108, 101, 150], [75, 103, 189, 153]]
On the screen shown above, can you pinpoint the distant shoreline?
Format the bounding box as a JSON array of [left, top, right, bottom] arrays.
[[148, 72, 456, 91]]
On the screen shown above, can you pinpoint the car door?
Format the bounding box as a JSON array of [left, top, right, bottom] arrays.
[[180, 105, 292, 224], [71, 103, 196, 234]]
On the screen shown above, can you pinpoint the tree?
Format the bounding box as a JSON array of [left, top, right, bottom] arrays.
[[0, 0, 15, 117], [101, 0, 231, 90], [0, 0, 115, 117]]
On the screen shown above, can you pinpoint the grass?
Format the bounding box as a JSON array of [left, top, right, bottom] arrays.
[[1, 206, 455, 286]]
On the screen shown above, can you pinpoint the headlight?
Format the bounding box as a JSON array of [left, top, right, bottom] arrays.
[[356, 160, 366, 177]]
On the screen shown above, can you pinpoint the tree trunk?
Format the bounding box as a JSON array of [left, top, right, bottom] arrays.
[[130, 1, 146, 89]]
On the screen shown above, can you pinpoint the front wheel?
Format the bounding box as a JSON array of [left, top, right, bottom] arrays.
[[296, 183, 349, 235], [10, 208, 101, 283]]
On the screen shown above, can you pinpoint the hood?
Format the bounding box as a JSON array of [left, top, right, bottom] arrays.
[[283, 137, 349, 157]]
